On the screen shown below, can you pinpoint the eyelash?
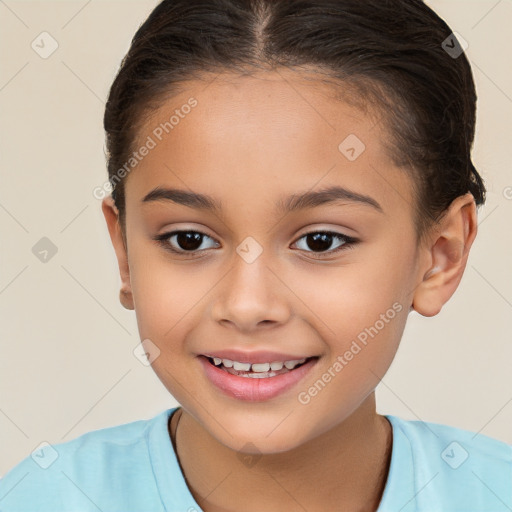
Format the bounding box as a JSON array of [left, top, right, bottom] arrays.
[[153, 229, 358, 259]]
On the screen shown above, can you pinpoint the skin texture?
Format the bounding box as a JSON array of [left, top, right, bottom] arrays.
[[102, 68, 478, 511]]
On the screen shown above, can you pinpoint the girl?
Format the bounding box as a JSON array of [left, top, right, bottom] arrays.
[[1, 0, 510, 510]]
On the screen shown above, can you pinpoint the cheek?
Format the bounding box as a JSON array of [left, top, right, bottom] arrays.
[[128, 245, 209, 338], [128, 252, 202, 397], [286, 255, 409, 343]]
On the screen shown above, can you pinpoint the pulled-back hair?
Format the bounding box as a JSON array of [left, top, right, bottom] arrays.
[[104, 0, 485, 244]]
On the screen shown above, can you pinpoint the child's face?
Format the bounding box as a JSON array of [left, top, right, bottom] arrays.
[[108, 69, 429, 453]]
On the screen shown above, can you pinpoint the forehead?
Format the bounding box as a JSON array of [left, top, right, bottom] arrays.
[[127, 69, 414, 217]]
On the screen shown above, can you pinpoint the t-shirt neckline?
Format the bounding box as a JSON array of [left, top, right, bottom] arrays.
[[147, 407, 414, 512]]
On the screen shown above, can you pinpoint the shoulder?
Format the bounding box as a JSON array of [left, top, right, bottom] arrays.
[[388, 414, 512, 465], [385, 414, 512, 510], [0, 409, 173, 512]]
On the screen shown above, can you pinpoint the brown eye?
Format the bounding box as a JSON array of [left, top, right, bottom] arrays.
[[154, 230, 220, 254], [304, 232, 335, 252], [293, 231, 358, 257], [174, 232, 203, 251]]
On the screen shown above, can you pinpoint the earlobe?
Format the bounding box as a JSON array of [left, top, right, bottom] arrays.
[[119, 288, 135, 311], [412, 193, 478, 317], [101, 196, 135, 311]]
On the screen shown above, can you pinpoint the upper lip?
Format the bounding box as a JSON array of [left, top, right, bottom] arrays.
[[200, 349, 318, 364]]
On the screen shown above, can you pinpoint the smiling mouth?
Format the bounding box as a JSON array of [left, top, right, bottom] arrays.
[[204, 355, 317, 379]]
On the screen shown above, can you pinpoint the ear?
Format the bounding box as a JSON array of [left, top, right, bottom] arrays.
[[101, 196, 134, 310], [412, 193, 478, 317]]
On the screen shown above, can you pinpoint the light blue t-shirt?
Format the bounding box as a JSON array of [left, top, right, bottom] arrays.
[[0, 407, 510, 511]]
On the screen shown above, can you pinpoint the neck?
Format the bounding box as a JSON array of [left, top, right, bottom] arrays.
[[172, 394, 392, 512]]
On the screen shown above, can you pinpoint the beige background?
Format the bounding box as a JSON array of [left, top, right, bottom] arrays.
[[1, 0, 511, 476]]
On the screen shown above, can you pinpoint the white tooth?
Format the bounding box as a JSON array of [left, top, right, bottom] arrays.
[[222, 359, 234, 368], [270, 361, 284, 371], [233, 361, 251, 371], [251, 362, 271, 373], [245, 371, 277, 378], [213, 357, 222, 366], [284, 359, 302, 370]]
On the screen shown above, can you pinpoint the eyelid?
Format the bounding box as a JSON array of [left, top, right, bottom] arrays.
[[294, 226, 356, 241]]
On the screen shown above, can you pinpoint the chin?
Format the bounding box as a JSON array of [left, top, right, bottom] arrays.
[[202, 412, 313, 455]]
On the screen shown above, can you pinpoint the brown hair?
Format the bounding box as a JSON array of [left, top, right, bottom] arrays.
[[104, 0, 485, 244]]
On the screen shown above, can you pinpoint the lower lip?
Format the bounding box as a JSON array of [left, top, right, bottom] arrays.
[[198, 356, 318, 402]]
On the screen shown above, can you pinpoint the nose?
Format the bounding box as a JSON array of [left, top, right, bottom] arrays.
[[210, 250, 291, 332]]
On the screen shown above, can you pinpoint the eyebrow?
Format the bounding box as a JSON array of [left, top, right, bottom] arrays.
[[141, 185, 383, 214]]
